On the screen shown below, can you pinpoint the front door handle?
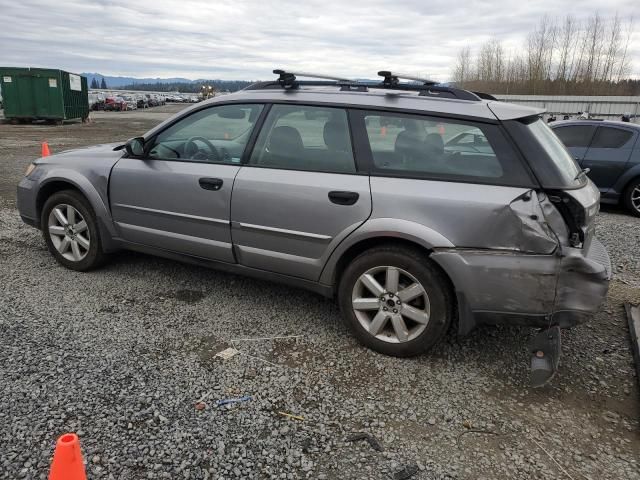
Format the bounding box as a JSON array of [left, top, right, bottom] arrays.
[[199, 177, 223, 191], [328, 191, 359, 206]]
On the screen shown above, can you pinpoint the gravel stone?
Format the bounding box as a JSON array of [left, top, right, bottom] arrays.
[[1, 108, 638, 479]]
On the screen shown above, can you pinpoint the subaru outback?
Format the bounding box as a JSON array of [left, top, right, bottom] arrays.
[[17, 70, 611, 385]]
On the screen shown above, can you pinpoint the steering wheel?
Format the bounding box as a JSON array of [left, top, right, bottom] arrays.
[[185, 136, 220, 161]]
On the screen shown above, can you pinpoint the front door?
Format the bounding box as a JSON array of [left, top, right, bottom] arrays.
[[110, 103, 264, 262], [230, 104, 372, 280]]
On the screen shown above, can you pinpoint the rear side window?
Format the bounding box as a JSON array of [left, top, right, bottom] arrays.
[[249, 104, 355, 173], [590, 127, 633, 148], [553, 125, 596, 148], [360, 111, 532, 186]]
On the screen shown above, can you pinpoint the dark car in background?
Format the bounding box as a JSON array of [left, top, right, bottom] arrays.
[[551, 120, 640, 216]]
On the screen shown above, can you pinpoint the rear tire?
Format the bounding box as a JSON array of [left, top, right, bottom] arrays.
[[622, 178, 640, 217], [338, 245, 453, 357], [41, 190, 106, 271]]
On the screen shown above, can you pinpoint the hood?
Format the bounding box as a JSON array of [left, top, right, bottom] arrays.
[[34, 142, 125, 167], [34, 142, 124, 164]]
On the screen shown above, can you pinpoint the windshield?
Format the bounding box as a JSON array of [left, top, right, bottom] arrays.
[[525, 118, 583, 187]]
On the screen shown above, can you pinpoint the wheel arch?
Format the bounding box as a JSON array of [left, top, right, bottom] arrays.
[[621, 173, 640, 215], [622, 173, 640, 196], [36, 179, 83, 220], [613, 163, 640, 199], [36, 174, 118, 252], [320, 218, 455, 289]]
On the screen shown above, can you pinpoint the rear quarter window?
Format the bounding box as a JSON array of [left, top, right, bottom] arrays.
[[505, 117, 583, 189], [590, 127, 634, 148], [357, 110, 534, 187]]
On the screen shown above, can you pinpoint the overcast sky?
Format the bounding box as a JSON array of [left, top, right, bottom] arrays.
[[0, 0, 638, 81]]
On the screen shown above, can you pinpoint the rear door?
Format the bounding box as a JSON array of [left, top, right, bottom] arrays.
[[552, 124, 596, 162], [581, 125, 637, 190], [230, 104, 371, 280], [110, 103, 264, 262]]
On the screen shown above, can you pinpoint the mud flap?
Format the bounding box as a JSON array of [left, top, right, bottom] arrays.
[[530, 326, 561, 387]]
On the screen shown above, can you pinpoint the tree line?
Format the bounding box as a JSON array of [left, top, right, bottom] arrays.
[[90, 77, 108, 89], [118, 80, 254, 93], [452, 14, 639, 95]]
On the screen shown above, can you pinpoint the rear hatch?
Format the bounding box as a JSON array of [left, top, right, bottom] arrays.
[[501, 116, 599, 250]]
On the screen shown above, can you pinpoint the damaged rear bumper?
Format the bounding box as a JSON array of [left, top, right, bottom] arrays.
[[431, 237, 611, 334], [552, 238, 611, 326]]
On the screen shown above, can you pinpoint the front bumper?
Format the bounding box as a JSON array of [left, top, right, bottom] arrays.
[[431, 237, 611, 333], [17, 177, 40, 229]]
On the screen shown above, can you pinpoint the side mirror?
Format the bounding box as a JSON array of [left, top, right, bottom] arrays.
[[125, 137, 145, 157]]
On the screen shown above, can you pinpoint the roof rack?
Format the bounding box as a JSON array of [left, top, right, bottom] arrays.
[[244, 69, 485, 101], [273, 69, 355, 88], [377, 71, 438, 87]]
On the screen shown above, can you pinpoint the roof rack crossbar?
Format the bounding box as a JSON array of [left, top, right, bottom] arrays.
[[273, 69, 355, 89], [378, 71, 438, 87]]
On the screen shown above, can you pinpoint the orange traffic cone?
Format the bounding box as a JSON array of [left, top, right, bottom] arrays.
[[48, 433, 87, 480], [42, 142, 51, 157]]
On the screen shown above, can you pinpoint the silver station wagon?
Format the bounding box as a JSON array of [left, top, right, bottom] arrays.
[[17, 70, 611, 385]]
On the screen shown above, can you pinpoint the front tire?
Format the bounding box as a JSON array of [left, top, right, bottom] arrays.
[[41, 190, 106, 271], [338, 245, 452, 357], [623, 178, 640, 217]]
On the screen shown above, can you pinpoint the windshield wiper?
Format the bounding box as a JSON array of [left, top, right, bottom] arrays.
[[574, 167, 591, 181]]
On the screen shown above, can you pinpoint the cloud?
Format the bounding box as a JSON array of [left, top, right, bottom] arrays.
[[0, 0, 638, 80]]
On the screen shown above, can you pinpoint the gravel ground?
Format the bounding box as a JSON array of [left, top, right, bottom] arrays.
[[0, 109, 639, 479]]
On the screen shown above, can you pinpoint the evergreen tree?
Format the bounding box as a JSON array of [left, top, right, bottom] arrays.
[[90, 78, 99, 89], [100, 78, 108, 89]]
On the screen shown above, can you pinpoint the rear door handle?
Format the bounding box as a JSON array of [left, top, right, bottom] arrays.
[[328, 191, 359, 205], [199, 177, 223, 191]]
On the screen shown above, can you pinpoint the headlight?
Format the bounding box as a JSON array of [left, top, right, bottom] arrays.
[[25, 163, 37, 177]]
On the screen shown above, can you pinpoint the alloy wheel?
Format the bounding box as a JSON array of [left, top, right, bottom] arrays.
[[631, 185, 640, 214], [351, 266, 431, 343], [47, 204, 90, 262]]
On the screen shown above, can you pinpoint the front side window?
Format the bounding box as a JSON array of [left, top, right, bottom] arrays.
[[590, 127, 633, 149], [553, 125, 596, 148], [362, 111, 530, 184], [148, 104, 264, 163], [249, 104, 356, 173]]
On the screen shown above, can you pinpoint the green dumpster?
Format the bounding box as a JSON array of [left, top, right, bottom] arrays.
[[0, 67, 89, 124]]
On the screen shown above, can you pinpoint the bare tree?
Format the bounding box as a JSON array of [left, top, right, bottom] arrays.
[[526, 16, 557, 93], [601, 14, 622, 83], [615, 16, 634, 81], [450, 12, 638, 95], [582, 13, 605, 86], [452, 46, 472, 84], [555, 15, 578, 93]]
